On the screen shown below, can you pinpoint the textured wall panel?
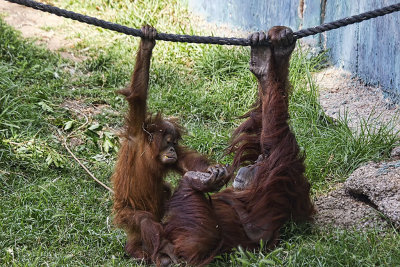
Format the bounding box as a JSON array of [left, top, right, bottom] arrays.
[[186, 0, 400, 101]]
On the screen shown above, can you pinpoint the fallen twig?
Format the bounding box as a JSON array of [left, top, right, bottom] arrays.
[[57, 129, 114, 194]]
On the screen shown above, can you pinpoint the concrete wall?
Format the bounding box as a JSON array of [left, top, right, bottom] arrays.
[[186, 0, 400, 101]]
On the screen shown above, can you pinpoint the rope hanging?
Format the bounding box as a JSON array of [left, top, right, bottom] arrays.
[[4, 0, 400, 46]]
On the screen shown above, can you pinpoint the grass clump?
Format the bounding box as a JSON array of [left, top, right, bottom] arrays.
[[288, 51, 399, 189], [1, 0, 399, 265], [213, 226, 400, 266]]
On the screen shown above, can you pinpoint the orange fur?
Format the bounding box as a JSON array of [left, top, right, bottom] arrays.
[[111, 29, 209, 263], [164, 27, 315, 266]]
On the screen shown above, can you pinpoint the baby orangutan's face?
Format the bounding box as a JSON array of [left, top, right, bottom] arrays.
[[158, 133, 178, 164]]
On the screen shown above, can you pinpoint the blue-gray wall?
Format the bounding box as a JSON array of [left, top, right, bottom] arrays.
[[186, 0, 400, 101]]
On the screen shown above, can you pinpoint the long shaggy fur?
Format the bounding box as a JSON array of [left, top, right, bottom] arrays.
[[111, 32, 210, 264], [164, 27, 315, 266]]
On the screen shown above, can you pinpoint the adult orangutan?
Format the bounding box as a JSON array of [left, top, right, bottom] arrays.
[[111, 26, 229, 265], [163, 26, 315, 265]]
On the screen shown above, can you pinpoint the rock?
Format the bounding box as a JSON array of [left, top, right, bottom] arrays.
[[344, 160, 400, 227], [314, 186, 388, 230], [390, 146, 400, 160], [314, 160, 400, 229]]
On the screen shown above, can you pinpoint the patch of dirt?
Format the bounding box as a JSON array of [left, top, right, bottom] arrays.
[[0, 1, 85, 61], [68, 137, 85, 148], [61, 99, 117, 119], [315, 67, 400, 132]]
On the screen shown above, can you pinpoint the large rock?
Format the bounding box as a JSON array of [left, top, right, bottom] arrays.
[[314, 186, 388, 230], [344, 160, 400, 228], [391, 146, 400, 160], [314, 159, 400, 230]]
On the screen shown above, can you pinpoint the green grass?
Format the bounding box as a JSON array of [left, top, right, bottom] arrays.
[[1, 0, 399, 265], [214, 226, 400, 266]]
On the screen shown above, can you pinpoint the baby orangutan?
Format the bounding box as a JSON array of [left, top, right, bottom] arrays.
[[111, 26, 229, 266]]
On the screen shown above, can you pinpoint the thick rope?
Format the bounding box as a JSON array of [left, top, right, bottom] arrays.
[[4, 0, 400, 46]]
